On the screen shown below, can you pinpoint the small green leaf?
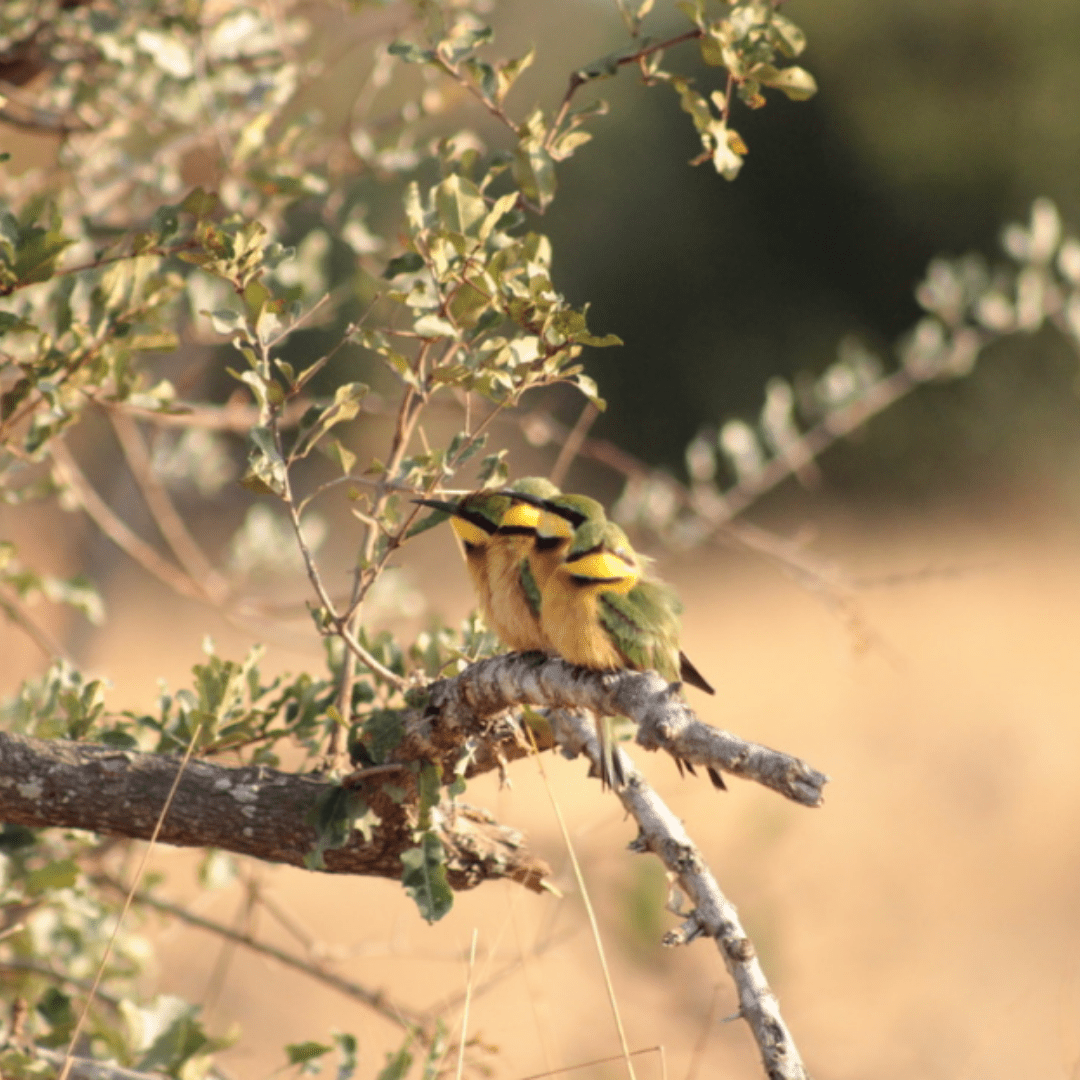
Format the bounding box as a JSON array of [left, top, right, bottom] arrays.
[[333, 1032, 359, 1080], [137, 1000, 221, 1075], [240, 425, 288, 496], [35, 987, 75, 1037], [24, 858, 78, 896], [328, 438, 356, 475], [759, 64, 817, 101], [388, 40, 432, 63], [363, 709, 405, 763], [294, 383, 369, 459], [770, 13, 807, 58], [433, 174, 487, 237], [209, 308, 243, 335], [512, 141, 557, 210], [384, 252, 425, 278], [304, 786, 375, 870], [571, 373, 606, 409], [401, 831, 454, 922], [180, 186, 221, 220], [496, 48, 535, 104], [376, 1040, 414, 1080], [477, 451, 509, 486], [286, 1041, 333, 1070], [417, 762, 441, 830], [413, 313, 458, 338]]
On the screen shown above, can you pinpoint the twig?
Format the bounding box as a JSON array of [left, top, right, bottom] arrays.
[[717, 367, 918, 523], [33, 1049, 168, 1080], [0, 582, 75, 664], [455, 929, 478, 1080], [548, 401, 599, 487], [58, 715, 207, 1080], [49, 439, 209, 604], [545, 28, 703, 150], [118, 397, 313, 432], [92, 874, 430, 1038], [279, 477, 408, 692], [105, 409, 229, 602], [0, 239, 200, 298], [685, 985, 722, 1080], [0, 961, 121, 1010], [527, 726, 637, 1080], [513, 1047, 665, 1080]]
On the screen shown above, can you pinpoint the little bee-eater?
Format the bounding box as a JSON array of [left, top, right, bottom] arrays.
[[533, 498, 715, 788], [486, 476, 561, 651], [526, 493, 608, 593], [413, 478, 558, 652]]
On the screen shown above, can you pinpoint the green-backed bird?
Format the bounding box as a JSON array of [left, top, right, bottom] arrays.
[[533, 497, 716, 788], [413, 478, 559, 652]]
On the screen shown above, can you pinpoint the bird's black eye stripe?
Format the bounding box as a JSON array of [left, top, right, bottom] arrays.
[[570, 542, 604, 559], [457, 508, 498, 534], [568, 574, 624, 587], [540, 502, 587, 528]]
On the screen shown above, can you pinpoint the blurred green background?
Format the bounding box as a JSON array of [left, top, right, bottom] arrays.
[[482, 0, 1080, 501]]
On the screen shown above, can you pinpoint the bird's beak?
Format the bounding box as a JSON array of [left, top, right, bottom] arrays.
[[412, 498, 459, 513]]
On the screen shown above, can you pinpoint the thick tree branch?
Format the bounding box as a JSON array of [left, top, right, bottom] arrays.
[[0, 731, 549, 893]]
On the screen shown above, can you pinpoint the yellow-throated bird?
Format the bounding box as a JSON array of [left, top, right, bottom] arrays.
[[414, 477, 559, 652], [529, 495, 716, 788], [487, 476, 561, 651]]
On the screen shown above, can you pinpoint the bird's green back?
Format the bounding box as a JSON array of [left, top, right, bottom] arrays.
[[508, 476, 561, 501], [597, 577, 683, 682]]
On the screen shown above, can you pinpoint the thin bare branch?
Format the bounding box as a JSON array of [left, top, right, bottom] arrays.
[[0, 582, 75, 664], [548, 401, 599, 487], [429, 654, 827, 805], [119, 397, 312, 432], [0, 961, 121, 1010], [92, 874, 429, 1036], [49, 439, 209, 604], [105, 409, 229, 602], [34, 1048, 168, 1080], [551, 712, 810, 1080], [546, 28, 704, 151]]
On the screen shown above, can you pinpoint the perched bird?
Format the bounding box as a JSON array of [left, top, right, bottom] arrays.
[[529, 496, 715, 694], [530, 496, 716, 788], [413, 478, 558, 652], [486, 476, 561, 651], [526, 493, 608, 594]]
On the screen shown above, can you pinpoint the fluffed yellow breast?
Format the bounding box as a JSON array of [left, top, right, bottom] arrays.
[[540, 570, 624, 671], [487, 535, 549, 651]]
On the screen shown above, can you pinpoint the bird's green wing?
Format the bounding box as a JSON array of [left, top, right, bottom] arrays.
[[519, 556, 542, 617], [598, 580, 682, 682]]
